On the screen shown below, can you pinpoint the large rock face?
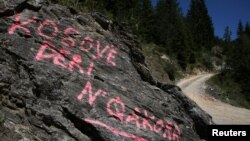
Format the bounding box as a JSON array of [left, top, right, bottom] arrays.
[[0, 1, 213, 141]]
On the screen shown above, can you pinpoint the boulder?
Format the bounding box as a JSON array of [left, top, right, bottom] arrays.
[[0, 1, 213, 141]]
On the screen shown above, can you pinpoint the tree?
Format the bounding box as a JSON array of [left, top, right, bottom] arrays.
[[154, 0, 182, 46], [174, 18, 194, 70], [187, 0, 215, 49], [105, 0, 140, 22], [138, 0, 154, 41], [223, 26, 232, 42], [227, 34, 250, 84], [237, 20, 244, 37], [153, 0, 194, 70], [245, 22, 250, 36]]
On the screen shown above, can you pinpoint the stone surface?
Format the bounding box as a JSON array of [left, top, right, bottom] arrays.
[[0, 1, 213, 141]]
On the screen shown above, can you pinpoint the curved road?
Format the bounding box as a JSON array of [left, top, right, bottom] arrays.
[[177, 74, 250, 124]]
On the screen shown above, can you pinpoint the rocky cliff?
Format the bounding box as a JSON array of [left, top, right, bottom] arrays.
[[0, 0, 213, 141]]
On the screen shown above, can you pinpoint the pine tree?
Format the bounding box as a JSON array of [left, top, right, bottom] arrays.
[[138, 0, 154, 41], [227, 34, 250, 83], [245, 22, 250, 36], [154, 0, 194, 70], [223, 26, 232, 42], [237, 20, 244, 37], [187, 0, 215, 49], [174, 19, 194, 70], [105, 0, 140, 23], [154, 0, 182, 46]]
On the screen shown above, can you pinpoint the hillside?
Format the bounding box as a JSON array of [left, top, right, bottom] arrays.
[[0, 1, 213, 141]]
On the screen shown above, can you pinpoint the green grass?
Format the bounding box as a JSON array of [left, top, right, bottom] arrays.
[[208, 73, 250, 109]]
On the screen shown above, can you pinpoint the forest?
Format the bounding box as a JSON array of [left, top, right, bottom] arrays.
[[57, 0, 250, 107]]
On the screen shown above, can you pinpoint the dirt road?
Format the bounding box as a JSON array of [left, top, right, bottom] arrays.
[[177, 74, 250, 124]]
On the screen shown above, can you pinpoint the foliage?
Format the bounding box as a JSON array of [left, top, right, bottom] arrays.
[[153, 0, 196, 70], [186, 0, 215, 49], [209, 73, 250, 109], [214, 23, 250, 106], [164, 62, 179, 81], [55, 0, 220, 79], [137, 0, 154, 41], [245, 22, 250, 36], [237, 20, 244, 37], [223, 26, 232, 42], [227, 34, 250, 84], [200, 53, 213, 70], [55, 0, 250, 106], [142, 42, 183, 82]]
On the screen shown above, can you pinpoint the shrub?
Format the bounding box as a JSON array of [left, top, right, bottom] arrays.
[[201, 54, 213, 70], [164, 62, 178, 81]]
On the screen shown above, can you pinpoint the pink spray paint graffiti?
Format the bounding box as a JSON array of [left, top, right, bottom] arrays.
[[8, 13, 181, 141], [34, 41, 87, 74], [77, 81, 107, 106], [84, 118, 149, 141], [8, 13, 118, 77], [8, 13, 38, 35], [61, 27, 80, 47], [76, 81, 181, 141], [106, 96, 181, 141], [107, 97, 126, 122], [37, 19, 58, 39]]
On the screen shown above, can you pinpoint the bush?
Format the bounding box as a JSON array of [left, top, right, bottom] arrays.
[[164, 62, 179, 81], [142, 43, 158, 56], [209, 72, 250, 109], [227, 34, 250, 82], [201, 53, 213, 70]]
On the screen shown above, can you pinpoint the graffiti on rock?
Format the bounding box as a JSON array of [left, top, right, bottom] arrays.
[[8, 13, 181, 141]]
